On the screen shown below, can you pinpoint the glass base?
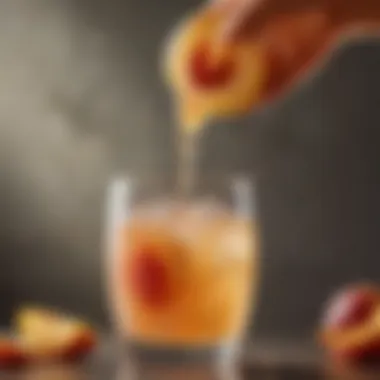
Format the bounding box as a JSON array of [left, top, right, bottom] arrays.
[[116, 340, 241, 380], [128, 341, 238, 362]]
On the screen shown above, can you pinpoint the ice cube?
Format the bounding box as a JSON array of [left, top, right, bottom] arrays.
[[217, 222, 253, 262]]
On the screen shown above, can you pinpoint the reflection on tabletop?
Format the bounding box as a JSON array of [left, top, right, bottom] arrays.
[[4, 358, 380, 380], [5, 364, 89, 380], [116, 357, 241, 380]]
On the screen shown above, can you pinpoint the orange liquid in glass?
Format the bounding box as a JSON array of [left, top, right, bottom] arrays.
[[111, 202, 258, 346]]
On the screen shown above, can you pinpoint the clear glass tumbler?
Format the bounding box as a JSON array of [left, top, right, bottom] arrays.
[[105, 175, 260, 366]]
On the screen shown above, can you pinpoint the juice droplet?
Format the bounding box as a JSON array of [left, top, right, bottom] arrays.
[[188, 42, 235, 89], [129, 249, 171, 308]]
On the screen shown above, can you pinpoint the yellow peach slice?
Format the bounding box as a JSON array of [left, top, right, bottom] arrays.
[[15, 306, 96, 361]]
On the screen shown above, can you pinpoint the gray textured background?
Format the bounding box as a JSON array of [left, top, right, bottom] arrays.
[[0, 0, 380, 342]]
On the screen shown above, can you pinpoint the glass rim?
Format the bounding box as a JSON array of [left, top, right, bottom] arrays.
[[107, 172, 255, 187], [105, 172, 257, 222]]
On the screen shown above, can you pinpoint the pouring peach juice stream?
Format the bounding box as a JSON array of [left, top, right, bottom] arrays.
[[108, 3, 380, 353]]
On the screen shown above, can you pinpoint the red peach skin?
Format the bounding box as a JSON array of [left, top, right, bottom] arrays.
[[319, 284, 380, 363], [61, 329, 97, 361], [0, 336, 28, 368]]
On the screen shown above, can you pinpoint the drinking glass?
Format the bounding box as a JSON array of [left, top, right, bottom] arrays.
[[105, 175, 260, 367]]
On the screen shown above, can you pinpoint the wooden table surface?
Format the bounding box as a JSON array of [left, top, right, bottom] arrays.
[[1, 340, 380, 379]]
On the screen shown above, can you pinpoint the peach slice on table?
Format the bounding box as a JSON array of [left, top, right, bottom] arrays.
[[320, 308, 380, 363], [319, 284, 380, 364], [14, 307, 96, 361], [0, 335, 28, 368]]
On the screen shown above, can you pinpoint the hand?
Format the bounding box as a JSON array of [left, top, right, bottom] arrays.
[[211, 0, 336, 42], [208, 0, 380, 105], [207, 0, 334, 102], [212, 0, 275, 41]]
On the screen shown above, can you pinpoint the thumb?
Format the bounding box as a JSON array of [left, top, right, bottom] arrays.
[[213, 0, 267, 42]]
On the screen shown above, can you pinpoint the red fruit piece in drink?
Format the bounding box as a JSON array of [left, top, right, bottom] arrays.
[[188, 43, 235, 89], [129, 249, 172, 308], [15, 307, 97, 361]]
